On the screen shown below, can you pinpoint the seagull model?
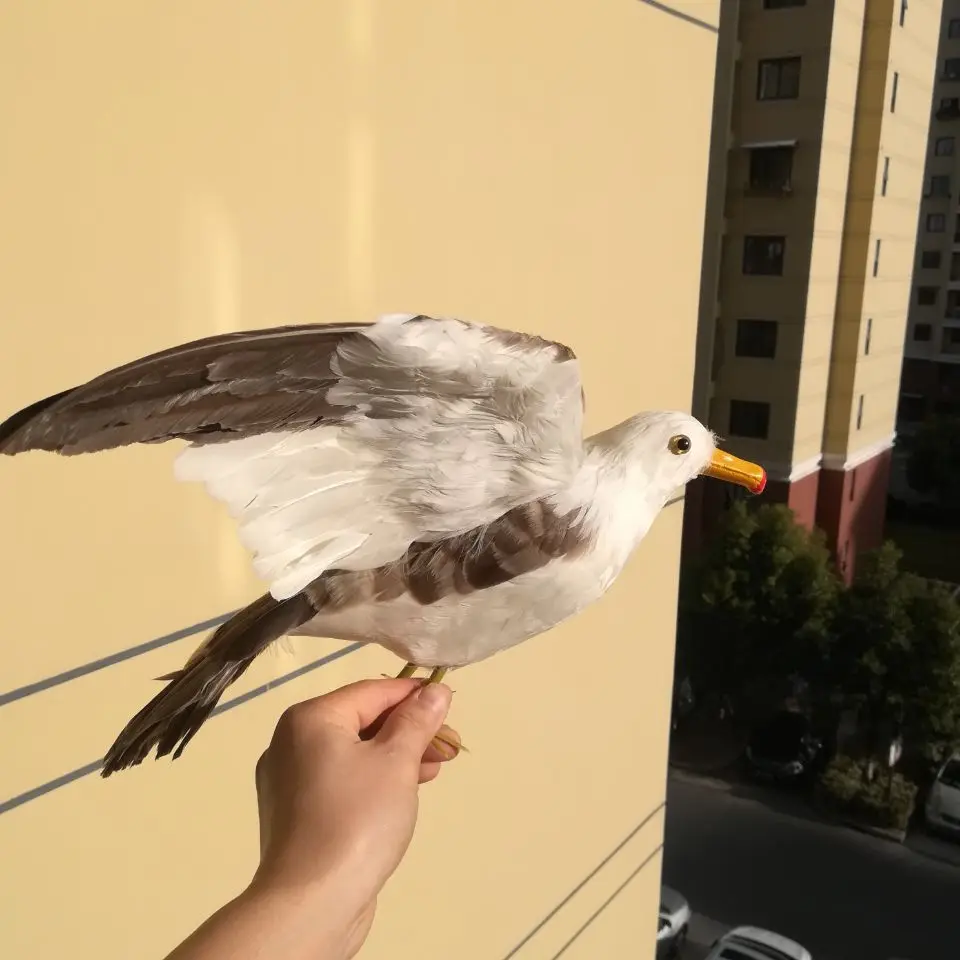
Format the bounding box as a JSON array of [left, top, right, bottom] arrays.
[[0, 313, 765, 775]]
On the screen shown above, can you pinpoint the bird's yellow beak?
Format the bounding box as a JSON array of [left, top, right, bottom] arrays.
[[701, 449, 767, 495]]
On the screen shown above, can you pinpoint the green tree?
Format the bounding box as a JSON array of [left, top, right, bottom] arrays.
[[905, 415, 960, 507], [679, 502, 840, 702], [831, 542, 960, 754]]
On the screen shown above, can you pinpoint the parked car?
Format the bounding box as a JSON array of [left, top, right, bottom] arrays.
[[705, 925, 812, 960], [744, 710, 825, 785], [924, 753, 960, 839], [656, 885, 691, 958]]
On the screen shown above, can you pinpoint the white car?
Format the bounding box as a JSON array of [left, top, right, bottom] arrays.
[[705, 926, 812, 960], [925, 753, 960, 838], [656, 885, 691, 958]]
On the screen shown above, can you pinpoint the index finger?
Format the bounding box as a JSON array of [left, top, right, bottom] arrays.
[[298, 677, 426, 735]]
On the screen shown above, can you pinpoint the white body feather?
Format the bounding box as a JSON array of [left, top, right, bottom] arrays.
[[171, 314, 716, 669], [174, 313, 583, 601]]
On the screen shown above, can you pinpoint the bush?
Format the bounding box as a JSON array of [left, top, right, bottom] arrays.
[[815, 755, 917, 832]]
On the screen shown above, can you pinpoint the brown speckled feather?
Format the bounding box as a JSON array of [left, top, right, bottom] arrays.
[[0, 323, 375, 455], [101, 497, 590, 773]]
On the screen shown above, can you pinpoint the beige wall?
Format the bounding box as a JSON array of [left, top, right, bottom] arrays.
[[0, 3, 720, 958], [709, 0, 866, 475], [704, 0, 937, 483], [824, 0, 941, 462]]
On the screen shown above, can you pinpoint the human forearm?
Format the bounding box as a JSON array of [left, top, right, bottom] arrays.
[[164, 874, 360, 960]]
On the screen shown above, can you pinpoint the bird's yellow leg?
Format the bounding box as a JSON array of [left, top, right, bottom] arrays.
[[423, 666, 468, 755], [388, 663, 466, 756]]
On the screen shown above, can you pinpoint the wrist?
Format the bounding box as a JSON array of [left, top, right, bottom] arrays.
[[240, 870, 359, 960]]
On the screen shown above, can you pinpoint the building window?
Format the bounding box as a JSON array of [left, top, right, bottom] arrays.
[[743, 235, 786, 275], [949, 289, 960, 317], [890, 72, 899, 112], [927, 174, 952, 197], [856, 395, 864, 430], [873, 238, 882, 276], [763, 0, 805, 7], [757, 57, 801, 100], [950, 19, 960, 39], [881, 156, 890, 195], [899, 394, 926, 423], [951, 251, 960, 282], [943, 327, 960, 355], [917, 286, 939, 306], [900, 0, 908, 26], [729, 400, 771, 440], [864, 317, 872, 355], [913, 323, 932, 342], [921, 250, 942, 269], [935, 136, 956, 156], [938, 96, 960, 119], [735, 319, 778, 358], [927, 213, 946, 232], [945, 58, 960, 81], [747, 145, 794, 193]]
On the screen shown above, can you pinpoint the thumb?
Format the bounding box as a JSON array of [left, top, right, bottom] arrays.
[[375, 683, 452, 758]]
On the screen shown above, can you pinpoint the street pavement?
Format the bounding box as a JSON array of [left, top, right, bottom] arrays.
[[663, 771, 960, 960]]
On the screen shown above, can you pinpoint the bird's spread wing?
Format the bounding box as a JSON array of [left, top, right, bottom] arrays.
[[1, 313, 585, 600]]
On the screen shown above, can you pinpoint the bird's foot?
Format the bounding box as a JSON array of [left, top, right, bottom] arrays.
[[389, 663, 467, 757]]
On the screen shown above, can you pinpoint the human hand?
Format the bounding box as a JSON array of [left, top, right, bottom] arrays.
[[251, 678, 459, 957]]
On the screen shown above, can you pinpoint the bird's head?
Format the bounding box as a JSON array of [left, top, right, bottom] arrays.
[[600, 411, 766, 498]]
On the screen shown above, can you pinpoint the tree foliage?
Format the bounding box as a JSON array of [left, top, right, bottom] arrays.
[[905, 415, 960, 507], [680, 502, 839, 699], [680, 504, 960, 754], [832, 543, 960, 750]]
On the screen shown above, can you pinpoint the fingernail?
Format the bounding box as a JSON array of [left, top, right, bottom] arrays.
[[417, 683, 451, 712]]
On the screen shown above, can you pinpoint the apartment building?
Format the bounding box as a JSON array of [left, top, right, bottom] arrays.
[[900, 1, 960, 437], [0, 3, 723, 959], [686, 0, 941, 580]]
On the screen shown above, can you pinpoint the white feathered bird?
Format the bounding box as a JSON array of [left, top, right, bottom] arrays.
[[0, 313, 765, 774]]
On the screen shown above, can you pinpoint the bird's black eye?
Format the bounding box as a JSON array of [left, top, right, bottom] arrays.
[[668, 434, 692, 455]]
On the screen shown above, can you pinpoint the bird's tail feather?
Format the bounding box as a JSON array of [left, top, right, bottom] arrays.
[[101, 591, 316, 776]]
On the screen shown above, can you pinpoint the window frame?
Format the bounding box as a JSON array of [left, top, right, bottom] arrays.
[[864, 317, 872, 356], [872, 238, 882, 277], [913, 323, 933, 342], [728, 399, 772, 440], [945, 57, 960, 81], [935, 136, 956, 157], [916, 286, 939, 306], [756, 57, 802, 101], [950, 18, 960, 39], [856, 395, 864, 431], [921, 250, 942, 269], [747, 145, 795, 192], [742, 235, 787, 276], [928, 174, 952, 198], [890, 71, 899, 112], [734, 319, 779, 359], [926, 213, 947, 233]]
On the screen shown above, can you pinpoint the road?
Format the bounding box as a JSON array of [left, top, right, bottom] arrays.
[[662, 772, 960, 960]]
